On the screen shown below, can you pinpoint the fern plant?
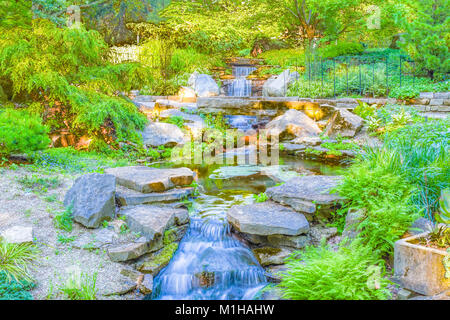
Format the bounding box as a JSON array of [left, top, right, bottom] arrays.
[[278, 243, 391, 300]]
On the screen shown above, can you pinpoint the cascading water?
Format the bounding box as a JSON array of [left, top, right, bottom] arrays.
[[151, 191, 267, 300], [227, 66, 256, 97]]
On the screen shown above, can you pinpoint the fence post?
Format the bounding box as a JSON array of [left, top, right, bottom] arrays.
[[372, 58, 375, 97], [346, 57, 349, 96], [321, 57, 324, 98], [385, 54, 389, 95], [359, 60, 362, 95], [333, 58, 336, 98]]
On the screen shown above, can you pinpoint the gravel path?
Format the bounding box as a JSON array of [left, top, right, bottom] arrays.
[[0, 167, 142, 300]]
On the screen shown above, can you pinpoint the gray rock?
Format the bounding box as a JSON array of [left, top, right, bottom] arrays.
[[64, 173, 116, 228], [252, 247, 292, 266], [267, 234, 310, 249], [263, 69, 299, 97], [107, 238, 149, 262], [105, 166, 194, 193], [324, 109, 363, 138], [429, 99, 444, 106], [419, 92, 434, 99], [115, 186, 194, 206], [120, 267, 142, 282], [188, 72, 219, 97], [72, 228, 116, 249], [142, 122, 185, 148], [138, 274, 153, 295], [227, 202, 310, 236], [281, 143, 306, 155], [291, 136, 322, 146], [342, 208, 366, 239], [0, 226, 33, 244], [397, 288, 414, 300], [266, 109, 322, 141], [310, 226, 338, 246], [101, 276, 136, 296], [266, 175, 343, 217], [409, 217, 434, 235], [433, 92, 450, 99], [120, 205, 189, 252]]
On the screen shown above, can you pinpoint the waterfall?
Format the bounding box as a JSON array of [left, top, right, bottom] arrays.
[[151, 193, 267, 300], [227, 66, 256, 97]]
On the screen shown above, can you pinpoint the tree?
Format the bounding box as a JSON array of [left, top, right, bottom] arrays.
[[401, 0, 450, 79]]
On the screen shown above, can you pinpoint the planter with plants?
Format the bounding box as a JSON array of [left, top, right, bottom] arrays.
[[394, 189, 450, 296]]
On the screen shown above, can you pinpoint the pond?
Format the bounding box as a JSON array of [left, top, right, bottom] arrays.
[[149, 156, 341, 300]]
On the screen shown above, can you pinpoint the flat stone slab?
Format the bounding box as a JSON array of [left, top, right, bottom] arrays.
[[116, 186, 194, 206], [120, 205, 189, 250], [107, 238, 149, 262], [105, 166, 194, 193], [227, 202, 309, 236], [0, 226, 33, 244], [266, 175, 343, 214]]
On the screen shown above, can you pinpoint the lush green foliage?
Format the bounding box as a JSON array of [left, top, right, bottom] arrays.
[[278, 243, 391, 300], [0, 19, 148, 145], [401, 0, 449, 79], [318, 42, 364, 59], [54, 206, 74, 232], [0, 108, 50, 155]]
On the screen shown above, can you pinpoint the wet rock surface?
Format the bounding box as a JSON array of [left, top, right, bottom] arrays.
[[227, 202, 310, 236]]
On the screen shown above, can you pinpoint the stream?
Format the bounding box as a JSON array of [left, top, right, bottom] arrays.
[[150, 157, 340, 300]]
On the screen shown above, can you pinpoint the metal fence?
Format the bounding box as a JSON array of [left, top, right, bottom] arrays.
[[297, 52, 416, 98]]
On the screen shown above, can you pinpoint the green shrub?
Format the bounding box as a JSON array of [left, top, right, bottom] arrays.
[[278, 243, 391, 300], [259, 49, 305, 68], [318, 42, 364, 59], [0, 271, 34, 300], [0, 19, 148, 144], [0, 108, 50, 155]]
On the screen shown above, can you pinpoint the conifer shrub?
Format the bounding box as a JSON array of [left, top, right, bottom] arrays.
[[0, 19, 148, 145], [0, 108, 50, 155]]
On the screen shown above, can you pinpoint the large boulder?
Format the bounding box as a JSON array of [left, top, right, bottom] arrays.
[[227, 202, 310, 236], [64, 173, 116, 228], [120, 205, 189, 252], [265, 109, 322, 141], [188, 72, 220, 97], [262, 69, 299, 97], [323, 109, 363, 138], [142, 122, 185, 148], [266, 175, 343, 220], [105, 166, 194, 193]]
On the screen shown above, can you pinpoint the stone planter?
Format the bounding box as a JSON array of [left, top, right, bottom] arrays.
[[394, 232, 449, 296]]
